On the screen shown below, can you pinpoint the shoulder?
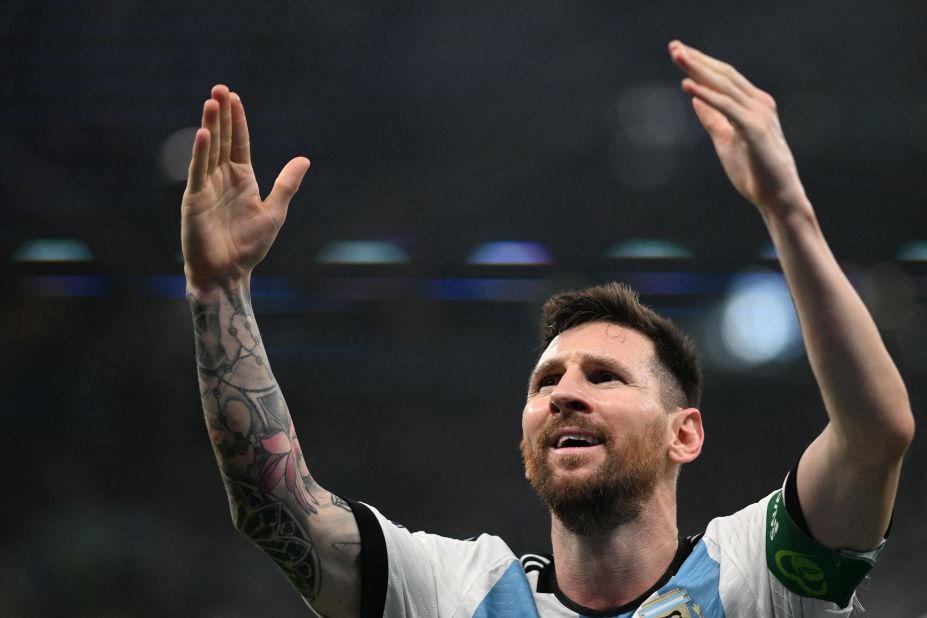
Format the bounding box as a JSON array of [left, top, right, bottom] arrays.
[[348, 500, 525, 617], [354, 500, 516, 568], [702, 482, 880, 613], [704, 489, 777, 551]]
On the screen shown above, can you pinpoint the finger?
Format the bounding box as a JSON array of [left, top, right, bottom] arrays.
[[670, 40, 756, 94], [212, 84, 232, 164], [204, 98, 221, 174], [690, 97, 732, 140], [186, 128, 211, 193], [682, 77, 744, 131], [230, 92, 251, 164], [265, 157, 311, 221], [669, 41, 754, 105], [670, 42, 745, 102], [689, 45, 757, 92]]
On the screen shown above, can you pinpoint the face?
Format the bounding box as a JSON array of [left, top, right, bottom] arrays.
[[520, 321, 671, 535]]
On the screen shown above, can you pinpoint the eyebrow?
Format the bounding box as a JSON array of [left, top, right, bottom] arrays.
[[527, 353, 637, 392]]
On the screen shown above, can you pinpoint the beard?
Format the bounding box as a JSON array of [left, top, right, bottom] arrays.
[[520, 417, 665, 536]]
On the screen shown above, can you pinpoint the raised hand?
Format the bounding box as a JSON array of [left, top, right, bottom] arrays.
[[669, 41, 808, 216], [181, 85, 310, 291]]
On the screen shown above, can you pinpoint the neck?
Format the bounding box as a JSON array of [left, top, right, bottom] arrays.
[[550, 484, 679, 610]]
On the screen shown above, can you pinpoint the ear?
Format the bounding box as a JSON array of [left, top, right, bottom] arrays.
[[667, 408, 703, 465]]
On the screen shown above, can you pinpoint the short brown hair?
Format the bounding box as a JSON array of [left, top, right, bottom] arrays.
[[539, 282, 701, 408]]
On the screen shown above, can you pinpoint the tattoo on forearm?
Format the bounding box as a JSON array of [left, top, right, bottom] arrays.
[[229, 479, 322, 598], [189, 282, 322, 599]]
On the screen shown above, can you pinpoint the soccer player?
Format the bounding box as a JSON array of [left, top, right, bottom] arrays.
[[181, 40, 913, 616]]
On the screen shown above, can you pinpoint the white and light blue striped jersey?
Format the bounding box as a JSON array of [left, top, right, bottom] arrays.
[[341, 473, 883, 617]]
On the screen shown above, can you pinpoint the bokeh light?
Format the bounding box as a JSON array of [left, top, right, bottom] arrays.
[[719, 272, 801, 366]]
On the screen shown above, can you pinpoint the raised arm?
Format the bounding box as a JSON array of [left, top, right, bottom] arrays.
[[182, 85, 361, 616], [669, 41, 914, 551]]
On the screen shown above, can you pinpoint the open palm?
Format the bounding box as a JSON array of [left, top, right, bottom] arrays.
[[668, 41, 806, 214], [181, 85, 310, 289]]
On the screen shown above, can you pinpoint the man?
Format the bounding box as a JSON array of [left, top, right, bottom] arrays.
[[181, 40, 913, 616]]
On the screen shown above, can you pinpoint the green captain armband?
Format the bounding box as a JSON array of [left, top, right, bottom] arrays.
[[766, 489, 878, 608]]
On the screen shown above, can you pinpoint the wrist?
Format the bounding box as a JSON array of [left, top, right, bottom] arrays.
[[759, 196, 824, 253], [184, 269, 251, 301], [757, 191, 817, 231]]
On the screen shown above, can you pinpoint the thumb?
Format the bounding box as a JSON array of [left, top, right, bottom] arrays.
[[266, 156, 311, 219]]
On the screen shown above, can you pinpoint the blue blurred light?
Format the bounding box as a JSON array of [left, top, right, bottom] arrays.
[[759, 243, 778, 260], [13, 239, 94, 262], [317, 241, 410, 264], [720, 273, 801, 366], [429, 278, 547, 302], [619, 272, 728, 295], [250, 277, 294, 298], [896, 240, 927, 261], [22, 276, 110, 297], [605, 239, 692, 259], [467, 241, 553, 265], [147, 276, 187, 298], [145, 276, 292, 299]]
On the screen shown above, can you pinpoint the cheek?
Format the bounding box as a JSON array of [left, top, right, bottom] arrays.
[[521, 401, 544, 436]]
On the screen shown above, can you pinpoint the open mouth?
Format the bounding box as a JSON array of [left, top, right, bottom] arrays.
[[550, 432, 605, 450]]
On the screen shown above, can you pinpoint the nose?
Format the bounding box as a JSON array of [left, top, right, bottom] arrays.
[[549, 369, 591, 415]]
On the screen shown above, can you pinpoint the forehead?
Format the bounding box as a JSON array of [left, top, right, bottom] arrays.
[[536, 321, 656, 369]]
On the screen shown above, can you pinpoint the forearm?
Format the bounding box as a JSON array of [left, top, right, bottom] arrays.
[[182, 85, 359, 614], [189, 277, 363, 614], [188, 276, 324, 597], [669, 38, 910, 551], [761, 201, 914, 454]]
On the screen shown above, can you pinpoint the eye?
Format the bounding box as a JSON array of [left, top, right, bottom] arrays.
[[593, 371, 621, 384], [537, 375, 560, 390]]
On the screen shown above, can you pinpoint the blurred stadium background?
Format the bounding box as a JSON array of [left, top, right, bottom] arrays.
[[2, 0, 926, 615]]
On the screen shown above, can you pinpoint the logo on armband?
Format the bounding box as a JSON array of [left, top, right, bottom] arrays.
[[765, 488, 876, 607], [773, 550, 828, 597]]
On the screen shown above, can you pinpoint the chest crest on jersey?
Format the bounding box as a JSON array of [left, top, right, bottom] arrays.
[[636, 587, 702, 618]]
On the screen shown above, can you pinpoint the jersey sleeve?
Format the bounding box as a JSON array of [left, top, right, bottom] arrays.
[[702, 473, 884, 616], [344, 498, 519, 618]]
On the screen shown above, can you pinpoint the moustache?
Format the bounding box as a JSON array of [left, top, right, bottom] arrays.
[[535, 418, 613, 449]]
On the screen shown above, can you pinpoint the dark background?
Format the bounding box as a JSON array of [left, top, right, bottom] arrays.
[[2, 0, 926, 615]]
